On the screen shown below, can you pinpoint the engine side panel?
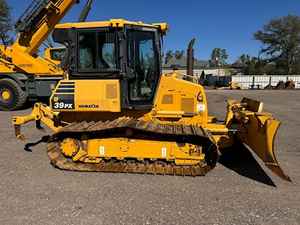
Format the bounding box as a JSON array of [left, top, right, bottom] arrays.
[[50, 79, 121, 112], [152, 73, 208, 124]]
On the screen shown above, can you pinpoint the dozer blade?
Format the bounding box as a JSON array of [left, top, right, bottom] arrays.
[[237, 114, 291, 182]]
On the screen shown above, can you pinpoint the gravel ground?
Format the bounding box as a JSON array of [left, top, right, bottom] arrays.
[[0, 90, 299, 225]]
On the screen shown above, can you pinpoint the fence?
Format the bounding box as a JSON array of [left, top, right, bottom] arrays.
[[161, 69, 300, 89], [231, 75, 300, 89]]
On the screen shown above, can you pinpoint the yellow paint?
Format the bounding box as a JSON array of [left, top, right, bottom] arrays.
[[61, 138, 79, 157], [67, 138, 204, 166], [56, 19, 168, 33], [148, 72, 208, 125], [50, 79, 121, 112], [1, 90, 11, 101], [12, 103, 61, 140]]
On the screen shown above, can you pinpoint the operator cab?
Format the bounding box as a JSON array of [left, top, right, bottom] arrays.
[[53, 19, 168, 109]]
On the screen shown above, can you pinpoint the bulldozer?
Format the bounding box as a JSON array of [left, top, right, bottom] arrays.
[[0, 0, 93, 111], [12, 19, 291, 181]]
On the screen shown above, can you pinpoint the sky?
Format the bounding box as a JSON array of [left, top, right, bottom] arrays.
[[8, 0, 300, 62]]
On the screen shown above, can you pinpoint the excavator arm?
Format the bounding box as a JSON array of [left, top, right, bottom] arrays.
[[14, 0, 80, 55]]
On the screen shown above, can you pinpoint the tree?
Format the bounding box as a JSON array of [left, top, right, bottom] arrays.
[[210, 48, 228, 67], [0, 0, 12, 44], [235, 54, 266, 75], [254, 15, 300, 74], [164, 50, 173, 64], [245, 57, 266, 75], [238, 54, 251, 67], [174, 50, 184, 60]]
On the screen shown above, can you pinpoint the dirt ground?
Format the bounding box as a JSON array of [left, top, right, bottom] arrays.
[[0, 90, 299, 225]]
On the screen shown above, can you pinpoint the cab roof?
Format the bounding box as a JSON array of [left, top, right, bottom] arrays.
[[55, 19, 169, 33]]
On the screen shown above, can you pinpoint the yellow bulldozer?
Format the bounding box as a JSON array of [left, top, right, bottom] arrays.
[[12, 19, 290, 181]]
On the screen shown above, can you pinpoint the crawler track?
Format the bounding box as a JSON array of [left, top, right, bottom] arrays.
[[46, 117, 219, 176]]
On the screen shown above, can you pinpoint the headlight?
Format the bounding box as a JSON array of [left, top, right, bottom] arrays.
[[197, 103, 205, 112]]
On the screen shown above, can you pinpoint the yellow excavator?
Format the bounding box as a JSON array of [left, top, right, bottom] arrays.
[[12, 19, 291, 181], [0, 0, 93, 111]]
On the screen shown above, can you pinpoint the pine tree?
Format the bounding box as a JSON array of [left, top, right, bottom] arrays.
[[0, 0, 12, 44]]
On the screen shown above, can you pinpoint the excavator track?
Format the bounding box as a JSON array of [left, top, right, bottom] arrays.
[[46, 117, 219, 176]]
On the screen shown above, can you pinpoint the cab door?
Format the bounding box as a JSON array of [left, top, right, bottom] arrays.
[[125, 27, 161, 109]]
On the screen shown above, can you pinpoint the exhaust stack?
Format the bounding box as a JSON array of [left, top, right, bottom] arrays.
[[187, 38, 196, 76]]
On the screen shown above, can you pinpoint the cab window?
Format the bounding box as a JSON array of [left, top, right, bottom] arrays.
[[50, 48, 65, 61], [78, 31, 117, 71]]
